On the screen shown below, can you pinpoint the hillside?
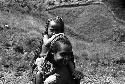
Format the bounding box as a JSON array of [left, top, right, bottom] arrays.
[[47, 2, 125, 58], [0, 0, 125, 84]]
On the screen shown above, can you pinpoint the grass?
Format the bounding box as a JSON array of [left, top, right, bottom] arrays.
[[0, 0, 125, 84], [47, 1, 125, 84], [48, 3, 117, 43]]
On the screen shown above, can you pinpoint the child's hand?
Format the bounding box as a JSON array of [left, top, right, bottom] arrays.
[[35, 57, 45, 66], [43, 34, 61, 45], [35, 57, 45, 71]]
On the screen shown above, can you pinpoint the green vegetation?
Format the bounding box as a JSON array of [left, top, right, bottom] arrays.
[[0, 0, 125, 84]]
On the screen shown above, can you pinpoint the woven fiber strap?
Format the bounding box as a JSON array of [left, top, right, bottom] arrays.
[[72, 70, 84, 79], [50, 33, 66, 47]]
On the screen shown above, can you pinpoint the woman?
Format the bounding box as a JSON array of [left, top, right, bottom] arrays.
[[43, 37, 76, 84]]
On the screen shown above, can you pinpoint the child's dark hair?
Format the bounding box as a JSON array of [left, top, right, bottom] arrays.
[[45, 16, 64, 34]]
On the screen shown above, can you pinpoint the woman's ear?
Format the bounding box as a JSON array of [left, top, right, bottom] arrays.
[[51, 52, 54, 55]]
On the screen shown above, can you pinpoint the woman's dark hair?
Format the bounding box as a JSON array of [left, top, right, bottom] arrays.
[[51, 38, 72, 53], [46, 37, 74, 63], [45, 16, 64, 34]]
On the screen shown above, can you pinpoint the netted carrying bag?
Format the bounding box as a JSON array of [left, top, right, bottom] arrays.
[[41, 60, 55, 76]]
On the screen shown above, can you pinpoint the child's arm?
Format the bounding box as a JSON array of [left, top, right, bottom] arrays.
[[40, 33, 64, 57], [40, 34, 62, 57], [43, 34, 62, 46]]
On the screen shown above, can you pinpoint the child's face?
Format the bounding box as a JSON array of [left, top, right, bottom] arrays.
[[47, 26, 55, 38], [47, 21, 56, 37], [47, 21, 59, 38]]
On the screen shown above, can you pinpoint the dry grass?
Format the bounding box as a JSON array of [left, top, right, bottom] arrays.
[[0, 0, 125, 84], [48, 1, 125, 84]]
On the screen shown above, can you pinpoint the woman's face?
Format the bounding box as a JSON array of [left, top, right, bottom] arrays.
[[53, 44, 72, 62]]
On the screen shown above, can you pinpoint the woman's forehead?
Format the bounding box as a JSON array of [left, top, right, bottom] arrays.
[[49, 21, 56, 26], [58, 44, 72, 52]]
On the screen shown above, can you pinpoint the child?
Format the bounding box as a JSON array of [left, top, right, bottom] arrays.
[[35, 16, 83, 84]]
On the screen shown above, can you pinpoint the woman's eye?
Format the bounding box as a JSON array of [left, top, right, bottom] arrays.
[[60, 52, 73, 56], [50, 29, 54, 32], [60, 53, 65, 56], [60, 53, 68, 57]]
